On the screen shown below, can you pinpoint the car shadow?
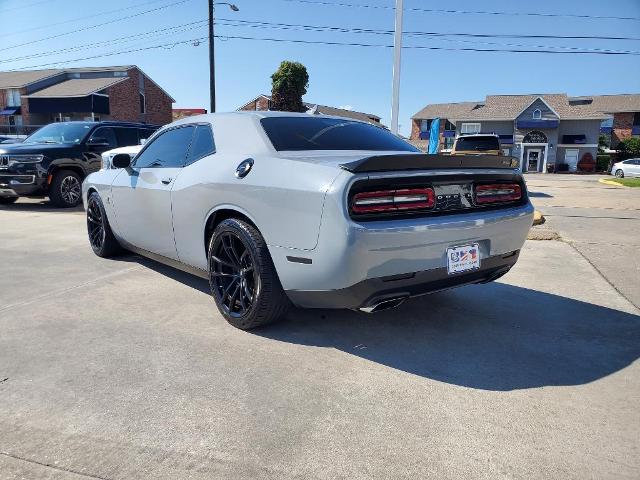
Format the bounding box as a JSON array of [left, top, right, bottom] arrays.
[[112, 255, 640, 392], [528, 191, 553, 198]]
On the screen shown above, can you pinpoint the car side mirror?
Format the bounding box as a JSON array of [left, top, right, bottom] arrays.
[[87, 137, 110, 149], [112, 153, 131, 169]]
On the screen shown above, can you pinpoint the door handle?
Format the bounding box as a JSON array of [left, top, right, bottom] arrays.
[[161, 177, 172, 185]]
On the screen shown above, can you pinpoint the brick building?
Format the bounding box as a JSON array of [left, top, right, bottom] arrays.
[[238, 94, 382, 125], [172, 108, 207, 121], [411, 93, 640, 173], [0, 66, 174, 134]]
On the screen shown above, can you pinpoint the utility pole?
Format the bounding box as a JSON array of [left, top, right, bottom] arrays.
[[208, 0, 216, 113], [208, 2, 239, 113], [390, 0, 404, 135]]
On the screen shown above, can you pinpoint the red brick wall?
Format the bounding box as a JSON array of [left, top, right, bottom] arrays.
[[144, 75, 173, 125], [611, 112, 634, 148], [106, 68, 173, 125], [410, 119, 421, 140]]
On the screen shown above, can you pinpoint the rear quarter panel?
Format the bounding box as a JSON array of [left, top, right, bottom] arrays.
[[171, 152, 343, 271]]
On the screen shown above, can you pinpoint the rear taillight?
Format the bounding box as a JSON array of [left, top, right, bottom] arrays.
[[351, 188, 435, 215], [474, 183, 522, 204]]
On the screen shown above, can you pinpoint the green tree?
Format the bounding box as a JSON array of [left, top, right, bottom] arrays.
[[617, 137, 640, 160], [270, 61, 309, 112], [598, 133, 609, 153]]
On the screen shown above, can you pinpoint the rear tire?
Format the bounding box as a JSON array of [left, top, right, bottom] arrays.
[[87, 192, 122, 258], [615, 169, 624, 178], [49, 169, 82, 207], [208, 218, 290, 330], [0, 197, 18, 204]]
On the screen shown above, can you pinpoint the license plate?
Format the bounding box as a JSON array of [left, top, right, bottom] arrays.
[[446, 243, 480, 274]]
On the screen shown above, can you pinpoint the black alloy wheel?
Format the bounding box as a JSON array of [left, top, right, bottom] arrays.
[[87, 195, 106, 252], [210, 231, 258, 318], [60, 175, 81, 205], [208, 218, 290, 330], [50, 169, 83, 207], [86, 192, 122, 257]]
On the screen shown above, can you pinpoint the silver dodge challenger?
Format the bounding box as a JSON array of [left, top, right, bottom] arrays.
[[83, 112, 534, 330]]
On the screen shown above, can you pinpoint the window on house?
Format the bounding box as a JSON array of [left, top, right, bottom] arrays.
[[420, 119, 432, 132], [139, 92, 146, 114], [444, 120, 455, 131], [6, 89, 21, 107], [461, 123, 481, 134], [634, 112, 640, 126], [533, 109, 542, 120]]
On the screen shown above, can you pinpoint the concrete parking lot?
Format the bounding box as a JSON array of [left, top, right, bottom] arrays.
[[1, 176, 639, 479]]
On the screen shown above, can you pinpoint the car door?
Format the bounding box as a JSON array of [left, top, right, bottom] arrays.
[[85, 126, 118, 174], [111, 125, 195, 259], [631, 159, 640, 177]]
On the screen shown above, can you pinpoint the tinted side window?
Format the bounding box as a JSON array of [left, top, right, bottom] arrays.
[[114, 127, 138, 147], [260, 117, 418, 152], [455, 136, 500, 151], [187, 125, 215, 163], [90, 127, 117, 149], [133, 126, 195, 168], [138, 128, 156, 144]]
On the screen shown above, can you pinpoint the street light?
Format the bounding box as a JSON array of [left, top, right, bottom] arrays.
[[209, 1, 239, 113]]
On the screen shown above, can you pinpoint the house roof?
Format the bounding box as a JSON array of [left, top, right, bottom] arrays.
[[239, 94, 382, 125], [412, 93, 622, 121], [0, 66, 135, 89], [588, 94, 640, 113], [23, 77, 128, 98]]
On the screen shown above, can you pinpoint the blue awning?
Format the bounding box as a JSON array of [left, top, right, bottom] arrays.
[[0, 106, 20, 115], [516, 119, 559, 129], [498, 134, 514, 144], [632, 126, 640, 135], [600, 126, 612, 134], [443, 130, 456, 138]]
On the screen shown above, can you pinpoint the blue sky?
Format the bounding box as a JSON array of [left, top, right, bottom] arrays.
[[1, 0, 639, 135]]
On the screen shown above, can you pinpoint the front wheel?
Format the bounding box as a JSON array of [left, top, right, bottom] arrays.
[[208, 218, 290, 330], [87, 192, 122, 257], [0, 197, 18, 205], [615, 169, 624, 178], [49, 169, 82, 207]]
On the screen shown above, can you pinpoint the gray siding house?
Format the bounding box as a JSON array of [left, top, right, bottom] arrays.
[[411, 94, 607, 173]]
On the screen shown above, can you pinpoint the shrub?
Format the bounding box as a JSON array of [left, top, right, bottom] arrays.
[[270, 61, 309, 113], [617, 137, 640, 160], [596, 155, 610, 172]]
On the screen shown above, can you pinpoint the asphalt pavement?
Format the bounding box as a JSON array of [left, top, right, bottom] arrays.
[[0, 190, 638, 479]]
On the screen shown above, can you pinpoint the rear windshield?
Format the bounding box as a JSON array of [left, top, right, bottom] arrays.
[[260, 117, 419, 152], [455, 136, 500, 151]]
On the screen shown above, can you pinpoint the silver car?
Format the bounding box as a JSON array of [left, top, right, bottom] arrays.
[[611, 158, 640, 178], [82, 112, 533, 330]]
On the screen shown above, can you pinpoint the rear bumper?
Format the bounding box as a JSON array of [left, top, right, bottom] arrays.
[[286, 250, 519, 309]]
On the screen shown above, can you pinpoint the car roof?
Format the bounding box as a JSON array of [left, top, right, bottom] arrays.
[[169, 110, 374, 125], [56, 121, 160, 128]]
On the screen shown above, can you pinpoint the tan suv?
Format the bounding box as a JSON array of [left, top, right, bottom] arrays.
[[451, 134, 501, 156]]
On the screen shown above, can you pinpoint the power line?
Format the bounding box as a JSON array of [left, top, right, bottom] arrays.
[[0, 0, 50, 13], [217, 18, 640, 41], [0, 0, 181, 39], [0, 0, 193, 52], [282, 0, 640, 22], [0, 21, 209, 64], [9, 33, 639, 72]]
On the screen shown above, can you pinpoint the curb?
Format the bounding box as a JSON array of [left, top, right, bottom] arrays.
[[532, 210, 545, 226], [599, 178, 625, 187]]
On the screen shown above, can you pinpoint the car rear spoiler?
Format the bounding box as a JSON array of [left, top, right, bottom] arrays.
[[339, 154, 520, 173]]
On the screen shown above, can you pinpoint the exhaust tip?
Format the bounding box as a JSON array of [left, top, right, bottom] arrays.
[[359, 295, 408, 314]]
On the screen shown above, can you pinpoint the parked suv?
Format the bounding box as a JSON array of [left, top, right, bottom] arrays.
[[451, 134, 501, 156], [0, 121, 158, 207]]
